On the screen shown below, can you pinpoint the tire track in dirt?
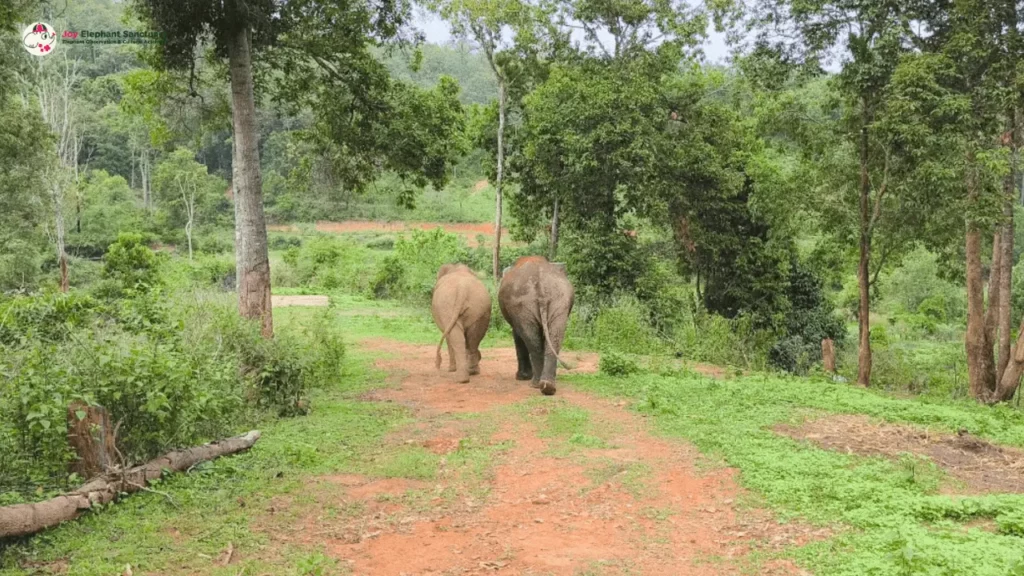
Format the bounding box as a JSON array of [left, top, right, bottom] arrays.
[[276, 340, 821, 575]]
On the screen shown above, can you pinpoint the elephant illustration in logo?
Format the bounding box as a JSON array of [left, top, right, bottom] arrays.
[[23, 22, 56, 55]]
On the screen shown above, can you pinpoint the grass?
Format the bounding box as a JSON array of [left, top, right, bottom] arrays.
[[0, 348, 400, 575], [6, 282, 1024, 575], [566, 370, 1024, 575], [0, 302, 420, 575]]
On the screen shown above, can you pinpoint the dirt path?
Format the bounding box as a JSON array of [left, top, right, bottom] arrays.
[[268, 221, 510, 247], [261, 339, 815, 575], [271, 295, 330, 307]]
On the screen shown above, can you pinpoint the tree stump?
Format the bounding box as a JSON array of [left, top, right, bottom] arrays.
[[822, 338, 836, 373], [66, 401, 117, 479]]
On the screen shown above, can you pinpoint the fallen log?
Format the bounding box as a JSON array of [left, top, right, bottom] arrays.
[[0, 430, 261, 540]]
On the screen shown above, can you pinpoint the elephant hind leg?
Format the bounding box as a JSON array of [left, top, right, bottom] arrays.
[[446, 338, 457, 372], [447, 326, 470, 383], [512, 330, 533, 381], [465, 315, 488, 376]]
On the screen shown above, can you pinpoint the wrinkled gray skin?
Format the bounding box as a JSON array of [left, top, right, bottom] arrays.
[[432, 263, 492, 383], [498, 256, 574, 395]]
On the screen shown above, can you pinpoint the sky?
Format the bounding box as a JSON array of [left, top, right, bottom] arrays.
[[413, 8, 735, 65]]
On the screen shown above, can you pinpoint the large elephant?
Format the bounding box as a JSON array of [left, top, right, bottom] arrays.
[[432, 263, 492, 383], [498, 256, 574, 395]]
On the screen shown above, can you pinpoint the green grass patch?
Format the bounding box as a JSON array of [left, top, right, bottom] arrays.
[[566, 370, 1024, 575], [0, 343, 402, 575]]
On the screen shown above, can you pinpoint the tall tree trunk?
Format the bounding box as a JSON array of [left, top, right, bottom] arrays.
[[227, 26, 273, 338], [52, 181, 68, 293], [549, 198, 560, 260], [986, 232, 1002, 342], [999, 109, 1015, 379], [996, 316, 1024, 401], [966, 146, 997, 400], [492, 80, 506, 282], [141, 149, 151, 212], [856, 109, 872, 387], [998, 165, 1015, 378], [966, 224, 996, 399], [995, 109, 1021, 400]]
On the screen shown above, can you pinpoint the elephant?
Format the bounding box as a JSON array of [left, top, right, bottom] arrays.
[[498, 255, 574, 395], [432, 263, 492, 383]]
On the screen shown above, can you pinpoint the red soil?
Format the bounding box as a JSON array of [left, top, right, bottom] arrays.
[[268, 221, 509, 248], [265, 340, 820, 575]]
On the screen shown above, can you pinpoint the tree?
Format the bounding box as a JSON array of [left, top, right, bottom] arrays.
[[31, 55, 83, 293], [903, 0, 1024, 403], [67, 170, 145, 257], [153, 149, 224, 260], [428, 0, 545, 281], [132, 0, 285, 336], [742, 0, 922, 386]]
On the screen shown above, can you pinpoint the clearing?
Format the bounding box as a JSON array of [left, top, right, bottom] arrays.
[[267, 339, 813, 575], [268, 221, 510, 248], [776, 414, 1024, 494], [6, 301, 1024, 575]]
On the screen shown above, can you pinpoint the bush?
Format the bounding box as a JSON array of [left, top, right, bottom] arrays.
[[917, 295, 947, 322], [0, 291, 101, 345], [364, 236, 395, 250], [187, 254, 236, 289], [600, 352, 640, 377], [274, 234, 377, 293], [103, 233, 160, 293], [269, 235, 302, 250], [370, 255, 406, 299], [673, 312, 771, 370], [0, 239, 41, 292], [369, 228, 474, 302], [589, 296, 664, 355], [0, 289, 345, 504], [882, 247, 965, 320], [767, 258, 846, 373]]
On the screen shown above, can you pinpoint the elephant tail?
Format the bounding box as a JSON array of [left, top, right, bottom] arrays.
[[436, 287, 464, 370], [538, 284, 571, 370]]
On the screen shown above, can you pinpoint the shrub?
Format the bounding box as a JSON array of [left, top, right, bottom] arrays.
[[269, 235, 302, 250], [917, 295, 947, 322], [871, 324, 891, 348], [277, 234, 376, 293], [364, 236, 395, 250], [0, 289, 345, 503], [103, 233, 160, 293], [883, 248, 965, 315], [0, 239, 41, 292], [370, 228, 474, 302], [590, 296, 663, 355], [600, 352, 640, 377], [187, 254, 236, 289], [673, 312, 771, 370], [0, 291, 101, 345], [370, 255, 406, 299]]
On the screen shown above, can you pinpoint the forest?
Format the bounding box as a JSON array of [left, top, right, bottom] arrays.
[[2, 0, 1024, 574]]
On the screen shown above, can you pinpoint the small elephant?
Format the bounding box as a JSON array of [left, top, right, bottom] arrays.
[[432, 263, 492, 383], [498, 256, 574, 395]]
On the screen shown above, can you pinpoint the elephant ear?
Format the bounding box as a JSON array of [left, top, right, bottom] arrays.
[[437, 264, 454, 280]]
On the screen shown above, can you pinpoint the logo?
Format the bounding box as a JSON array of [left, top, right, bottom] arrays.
[[22, 22, 56, 55]]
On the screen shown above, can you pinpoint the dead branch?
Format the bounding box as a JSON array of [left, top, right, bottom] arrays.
[[0, 431, 260, 540]]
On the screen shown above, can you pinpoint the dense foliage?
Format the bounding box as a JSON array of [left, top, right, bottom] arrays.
[[0, 239, 344, 504]]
